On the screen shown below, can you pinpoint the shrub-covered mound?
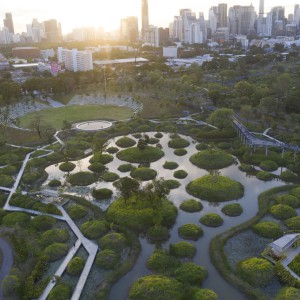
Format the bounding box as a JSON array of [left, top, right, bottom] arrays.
[[130, 167, 157, 181], [239, 164, 256, 173], [106, 146, 119, 154], [174, 262, 207, 285], [148, 137, 159, 144], [93, 188, 113, 200], [275, 194, 300, 208], [275, 287, 300, 300], [279, 170, 298, 182], [178, 224, 203, 241], [147, 250, 180, 274], [107, 197, 177, 231], [117, 146, 164, 163], [67, 172, 97, 186], [96, 249, 119, 269], [291, 187, 300, 198], [174, 149, 187, 156], [163, 161, 178, 170], [80, 220, 108, 239], [168, 138, 190, 149], [260, 160, 278, 172], [256, 171, 275, 181], [270, 204, 297, 220], [187, 175, 244, 202], [190, 150, 235, 170], [129, 275, 184, 300], [200, 213, 224, 228], [252, 221, 283, 239], [118, 163, 133, 172], [284, 216, 300, 230], [102, 172, 120, 182], [0, 174, 14, 187], [237, 257, 274, 287], [98, 232, 127, 252], [173, 170, 188, 179], [170, 241, 196, 258], [196, 143, 209, 151], [2, 212, 31, 227], [221, 203, 243, 217], [116, 137, 136, 148], [155, 132, 163, 138], [89, 153, 114, 165], [48, 284, 72, 300], [163, 179, 180, 190], [88, 162, 106, 173], [147, 225, 170, 242], [44, 243, 68, 262], [179, 199, 203, 213], [41, 229, 69, 246], [67, 204, 88, 220], [59, 162, 76, 172], [31, 215, 56, 232], [193, 289, 219, 300], [288, 254, 300, 276], [67, 256, 85, 276], [48, 179, 61, 187]]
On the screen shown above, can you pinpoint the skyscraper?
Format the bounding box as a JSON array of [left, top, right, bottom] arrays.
[[218, 3, 228, 28], [257, 0, 265, 35], [3, 13, 14, 34], [120, 17, 139, 42], [44, 19, 61, 42], [141, 0, 149, 39]]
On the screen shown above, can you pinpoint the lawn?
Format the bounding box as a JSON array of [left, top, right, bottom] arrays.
[[18, 105, 133, 130]]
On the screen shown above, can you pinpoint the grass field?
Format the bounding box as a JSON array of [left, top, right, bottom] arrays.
[[18, 105, 133, 130]]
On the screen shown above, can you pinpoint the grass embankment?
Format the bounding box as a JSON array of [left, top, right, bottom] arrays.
[[18, 105, 132, 130], [210, 185, 299, 300]]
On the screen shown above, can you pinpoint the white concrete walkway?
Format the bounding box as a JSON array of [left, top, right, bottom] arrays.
[[281, 247, 300, 281]]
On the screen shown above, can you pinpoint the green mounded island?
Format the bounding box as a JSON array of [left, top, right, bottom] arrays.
[[168, 137, 190, 149], [186, 175, 244, 202], [179, 199, 203, 213], [130, 167, 157, 181], [116, 146, 164, 163], [252, 221, 283, 239], [199, 213, 224, 228], [115, 137, 136, 148], [178, 224, 203, 241], [190, 150, 235, 170], [221, 203, 243, 217]]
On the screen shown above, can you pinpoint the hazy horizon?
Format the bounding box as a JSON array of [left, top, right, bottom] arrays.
[[0, 0, 296, 34]]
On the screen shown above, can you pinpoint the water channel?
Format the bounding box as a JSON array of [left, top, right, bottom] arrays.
[[44, 132, 286, 300]]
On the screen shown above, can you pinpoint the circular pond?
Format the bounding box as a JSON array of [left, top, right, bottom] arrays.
[[75, 120, 112, 131]]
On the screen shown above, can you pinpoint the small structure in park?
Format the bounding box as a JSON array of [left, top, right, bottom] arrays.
[[269, 233, 300, 257]]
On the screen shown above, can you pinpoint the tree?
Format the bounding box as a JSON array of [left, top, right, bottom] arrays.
[[207, 108, 234, 130], [240, 105, 253, 125], [30, 114, 43, 138], [137, 138, 147, 150], [93, 137, 108, 155], [234, 81, 254, 98], [113, 177, 140, 202]]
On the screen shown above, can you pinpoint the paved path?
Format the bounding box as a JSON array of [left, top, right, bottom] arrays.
[[0, 238, 14, 300], [54, 131, 65, 146], [281, 247, 300, 280], [0, 187, 11, 193]]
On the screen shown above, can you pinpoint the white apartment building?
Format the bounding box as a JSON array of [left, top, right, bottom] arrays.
[[57, 47, 93, 72]]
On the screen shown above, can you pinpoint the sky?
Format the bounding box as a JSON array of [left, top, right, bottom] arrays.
[[0, 0, 296, 34]]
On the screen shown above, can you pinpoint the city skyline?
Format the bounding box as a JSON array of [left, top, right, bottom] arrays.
[[0, 0, 296, 34]]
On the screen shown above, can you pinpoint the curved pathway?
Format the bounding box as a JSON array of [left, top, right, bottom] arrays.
[[0, 238, 14, 300]]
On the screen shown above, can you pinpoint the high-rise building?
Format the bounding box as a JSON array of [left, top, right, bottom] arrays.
[[3, 13, 14, 34], [257, 0, 265, 35], [209, 7, 218, 35], [218, 4, 228, 28], [145, 25, 159, 47], [294, 4, 300, 27], [141, 0, 149, 39], [158, 27, 169, 46], [44, 19, 61, 42], [271, 6, 285, 36], [180, 9, 196, 43], [120, 17, 138, 42]]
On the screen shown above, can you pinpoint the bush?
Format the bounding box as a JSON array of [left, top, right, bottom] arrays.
[[90, 153, 114, 165], [279, 171, 298, 182], [59, 162, 76, 172], [252, 221, 283, 239], [0, 165, 18, 176], [118, 163, 133, 172], [275, 194, 300, 208], [67, 256, 85, 276], [132, 133, 142, 139], [170, 241, 196, 258], [2, 212, 30, 227], [2, 275, 21, 297], [102, 172, 120, 182], [187, 175, 244, 202], [48, 284, 72, 300], [199, 213, 224, 228], [270, 204, 297, 220], [174, 148, 187, 156], [174, 262, 207, 285], [256, 171, 275, 181], [179, 199, 203, 213], [193, 289, 219, 300], [31, 215, 56, 232], [88, 162, 106, 173], [173, 170, 188, 179], [98, 232, 127, 252], [196, 143, 209, 151], [93, 188, 113, 200], [80, 220, 108, 239], [163, 179, 180, 190], [260, 160, 278, 172], [0, 174, 14, 187], [43, 243, 68, 262], [168, 138, 190, 149], [48, 179, 61, 187], [68, 204, 88, 220], [41, 229, 69, 246], [178, 224, 203, 241], [239, 164, 256, 173], [237, 257, 274, 287], [275, 287, 300, 300], [68, 171, 97, 186], [116, 137, 136, 148], [106, 146, 119, 154], [147, 250, 180, 274], [288, 254, 300, 276], [148, 137, 159, 144], [155, 132, 163, 138], [96, 249, 120, 269], [221, 203, 243, 217], [190, 150, 235, 170], [218, 142, 231, 150], [117, 146, 164, 163], [284, 216, 300, 230], [130, 167, 157, 181], [163, 161, 178, 170], [147, 225, 170, 242], [291, 187, 300, 198], [129, 275, 184, 300]]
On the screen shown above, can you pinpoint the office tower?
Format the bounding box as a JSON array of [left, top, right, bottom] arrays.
[[271, 6, 285, 36], [209, 7, 218, 34], [294, 5, 300, 28], [120, 17, 138, 42], [141, 0, 149, 39], [3, 13, 14, 34], [180, 9, 196, 43], [145, 25, 159, 47], [218, 3, 228, 28], [158, 27, 169, 46], [257, 0, 265, 35], [170, 16, 183, 41], [44, 19, 61, 42]]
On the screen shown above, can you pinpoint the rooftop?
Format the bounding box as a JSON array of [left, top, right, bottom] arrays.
[[93, 57, 149, 66]]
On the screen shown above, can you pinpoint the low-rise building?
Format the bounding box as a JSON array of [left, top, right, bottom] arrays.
[[12, 47, 40, 59]]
